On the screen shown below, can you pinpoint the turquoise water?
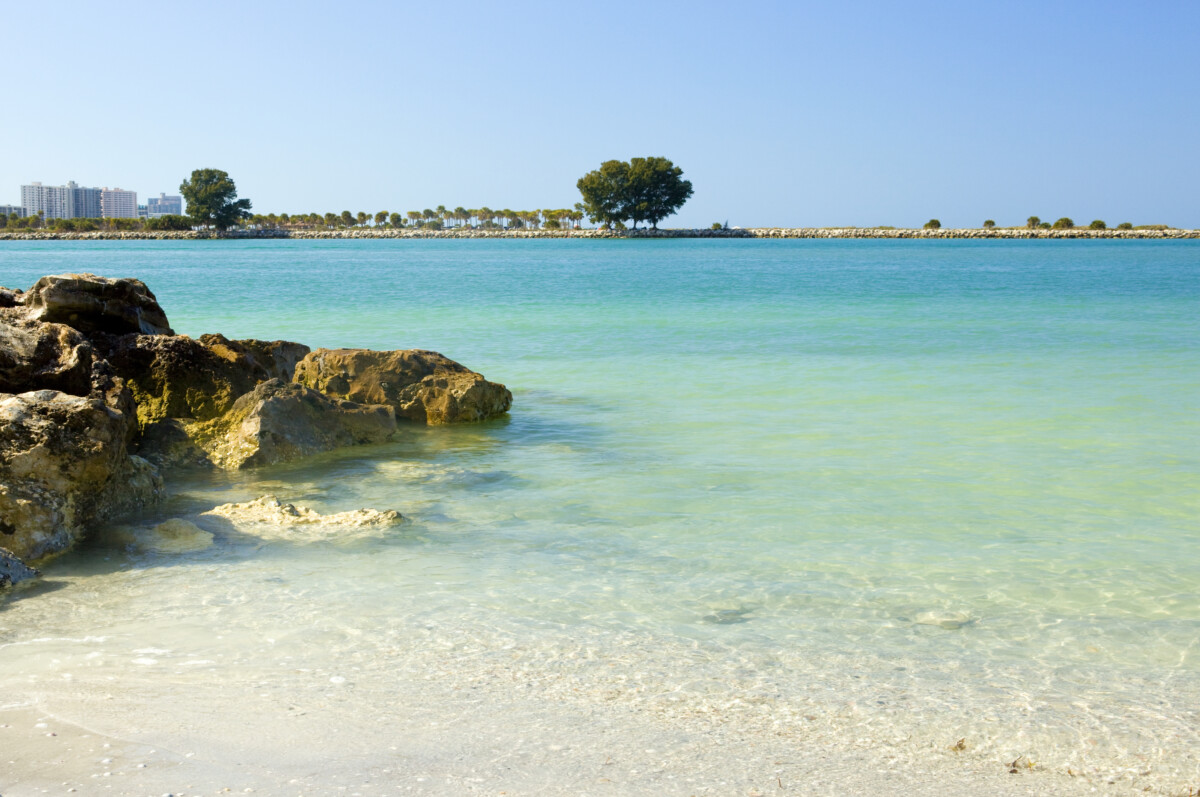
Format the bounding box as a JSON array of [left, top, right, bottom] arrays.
[[1, 240, 1198, 792]]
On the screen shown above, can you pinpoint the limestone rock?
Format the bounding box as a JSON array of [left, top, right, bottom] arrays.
[[294, 348, 512, 424], [0, 389, 161, 561], [23, 273, 174, 336], [1, 547, 39, 588], [191, 379, 396, 469], [104, 333, 311, 426], [0, 318, 95, 395], [201, 495, 402, 527]]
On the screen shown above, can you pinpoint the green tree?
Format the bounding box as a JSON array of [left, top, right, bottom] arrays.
[[356, 211, 369, 227], [1116, 222, 1133, 230], [577, 157, 693, 229], [1052, 217, 1074, 229], [924, 219, 941, 229], [625, 157, 693, 229], [983, 219, 996, 229], [340, 210, 354, 227], [179, 168, 252, 231], [389, 212, 402, 227], [1026, 216, 1041, 229], [577, 159, 631, 228], [1089, 219, 1106, 230]]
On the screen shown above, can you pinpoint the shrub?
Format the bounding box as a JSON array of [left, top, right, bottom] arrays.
[[1026, 216, 1041, 229], [711, 222, 723, 230], [1089, 220, 1106, 230], [1116, 222, 1133, 230], [1052, 217, 1075, 229], [1039, 222, 1052, 229], [1134, 224, 1169, 230], [983, 220, 996, 229], [924, 219, 941, 230]]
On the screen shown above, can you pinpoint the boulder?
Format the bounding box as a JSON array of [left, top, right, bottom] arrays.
[[0, 389, 161, 561], [1, 547, 39, 588], [188, 379, 396, 469], [294, 348, 512, 424], [0, 318, 95, 395], [103, 333, 311, 426], [23, 273, 174, 336]]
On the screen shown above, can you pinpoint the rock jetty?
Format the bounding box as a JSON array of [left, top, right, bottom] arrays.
[[0, 273, 511, 584], [2, 227, 1197, 241]]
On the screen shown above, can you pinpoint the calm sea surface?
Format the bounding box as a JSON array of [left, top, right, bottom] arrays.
[[1, 239, 1198, 790]]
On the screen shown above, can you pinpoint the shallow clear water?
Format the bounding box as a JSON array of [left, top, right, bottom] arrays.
[[2, 240, 1199, 791]]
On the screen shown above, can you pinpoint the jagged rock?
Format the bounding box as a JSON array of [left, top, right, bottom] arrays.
[[0, 287, 23, 308], [101, 518, 214, 554], [294, 348, 512, 424], [23, 273, 174, 336], [104, 332, 311, 426], [0, 389, 161, 561], [0, 318, 95, 395], [201, 495, 402, 527], [1, 547, 39, 588], [189, 379, 396, 469]]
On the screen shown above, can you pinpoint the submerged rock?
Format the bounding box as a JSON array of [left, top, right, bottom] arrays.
[[294, 348, 512, 424], [201, 495, 402, 527], [190, 379, 396, 469], [1, 546, 39, 588], [913, 610, 973, 630], [0, 389, 161, 561], [23, 273, 173, 336], [103, 518, 214, 554]]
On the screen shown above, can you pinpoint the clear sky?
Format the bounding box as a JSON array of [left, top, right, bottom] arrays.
[[4, 0, 1197, 228]]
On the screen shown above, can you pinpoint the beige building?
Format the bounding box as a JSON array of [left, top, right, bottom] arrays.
[[100, 188, 138, 219]]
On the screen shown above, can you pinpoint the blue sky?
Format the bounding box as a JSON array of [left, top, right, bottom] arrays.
[[3, 0, 1197, 228]]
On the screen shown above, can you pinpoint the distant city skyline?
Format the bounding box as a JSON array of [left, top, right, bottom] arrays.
[[7, 182, 183, 220], [3, 0, 1197, 228]]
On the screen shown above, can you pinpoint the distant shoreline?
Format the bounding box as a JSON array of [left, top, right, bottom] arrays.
[[1, 227, 1197, 241]]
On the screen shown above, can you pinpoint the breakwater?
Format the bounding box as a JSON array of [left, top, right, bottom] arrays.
[[1, 226, 1197, 241]]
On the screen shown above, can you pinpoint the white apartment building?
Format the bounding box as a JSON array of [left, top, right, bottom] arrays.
[[21, 182, 72, 219], [19, 181, 103, 219], [100, 188, 138, 219], [0, 204, 25, 218]]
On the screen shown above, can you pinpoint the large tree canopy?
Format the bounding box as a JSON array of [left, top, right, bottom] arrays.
[[577, 156, 693, 229], [179, 168, 252, 231]]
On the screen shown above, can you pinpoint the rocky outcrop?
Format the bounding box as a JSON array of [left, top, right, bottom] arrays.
[[1, 547, 39, 588], [187, 379, 396, 469], [294, 348, 512, 424], [23, 273, 173, 336], [201, 495, 402, 527], [0, 389, 161, 561], [103, 332, 310, 426]]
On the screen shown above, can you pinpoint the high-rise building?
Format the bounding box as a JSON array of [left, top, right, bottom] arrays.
[[21, 182, 72, 220], [146, 193, 183, 217], [0, 204, 25, 218], [19, 181, 102, 219], [100, 188, 138, 219], [72, 183, 101, 218]]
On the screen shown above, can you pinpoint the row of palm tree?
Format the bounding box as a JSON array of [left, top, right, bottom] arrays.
[[245, 205, 588, 231]]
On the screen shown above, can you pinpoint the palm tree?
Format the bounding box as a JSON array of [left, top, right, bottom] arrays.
[[324, 212, 337, 228], [390, 212, 403, 228], [407, 211, 422, 226], [340, 210, 354, 228], [1026, 216, 1041, 229], [453, 206, 467, 228], [375, 211, 389, 227], [436, 205, 447, 226]]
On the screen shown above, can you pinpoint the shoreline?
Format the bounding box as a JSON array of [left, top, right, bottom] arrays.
[[1, 226, 1197, 241]]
